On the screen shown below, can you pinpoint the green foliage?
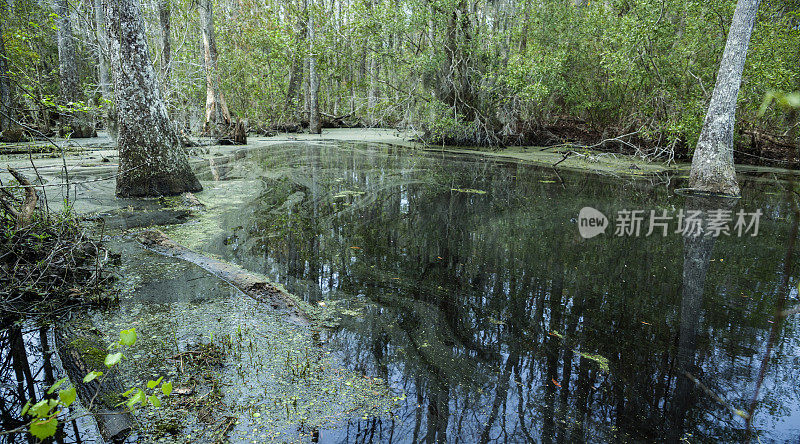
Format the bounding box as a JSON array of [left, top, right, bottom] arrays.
[[16, 328, 172, 440], [4, 0, 798, 151]]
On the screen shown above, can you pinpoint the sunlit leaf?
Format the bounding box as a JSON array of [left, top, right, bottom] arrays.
[[161, 381, 173, 396], [105, 352, 123, 368], [148, 395, 162, 408], [47, 377, 67, 394], [83, 371, 103, 383], [59, 387, 77, 408], [29, 417, 58, 440], [20, 400, 31, 416], [119, 328, 137, 347], [147, 376, 164, 389], [126, 389, 146, 410], [28, 400, 54, 418]]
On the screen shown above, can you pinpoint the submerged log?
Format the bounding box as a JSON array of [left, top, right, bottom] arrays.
[[137, 229, 312, 325], [54, 319, 135, 442]]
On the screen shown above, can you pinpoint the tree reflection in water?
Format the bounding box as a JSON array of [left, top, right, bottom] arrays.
[[195, 143, 800, 442]]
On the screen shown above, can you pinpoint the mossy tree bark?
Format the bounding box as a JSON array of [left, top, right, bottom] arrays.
[[688, 0, 761, 197], [104, 0, 202, 197], [55, 0, 95, 138], [199, 0, 231, 138]]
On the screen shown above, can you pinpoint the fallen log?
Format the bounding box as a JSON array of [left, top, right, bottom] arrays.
[[136, 229, 312, 326], [54, 318, 135, 442]]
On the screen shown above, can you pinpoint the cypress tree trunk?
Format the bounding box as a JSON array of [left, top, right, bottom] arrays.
[[55, 0, 95, 138], [688, 0, 761, 197], [199, 0, 231, 137], [307, 0, 321, 134], [94, 0, 116, 140], [104, 0, 202, 197], [0, 0, 13, 132]]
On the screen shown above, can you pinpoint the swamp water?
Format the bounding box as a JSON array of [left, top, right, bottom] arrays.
[[3, 141, 799, 443]]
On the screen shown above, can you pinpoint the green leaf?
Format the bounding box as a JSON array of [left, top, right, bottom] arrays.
[[147, 376, 164, 389], [29, 400, 54, 418], [148, 395, 162, 408], [83, 371, 103, 383], [59, 387, 77, 408], [119, 328, 137, 347], [105, 352, 123, 368], [126, 389, 146, 410], [29, 417, 58, 440], [47, 377, 67, 394], [20, 400, 31, 416], [161, 381, 173, 396]]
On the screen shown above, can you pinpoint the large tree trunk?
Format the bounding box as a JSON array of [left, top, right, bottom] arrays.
[[688, 0, 761, 197], [307, 0, 321, 134], [199, 0, 231, 138], [0, 0, 14, 132], [55, 0, 95, 138], [94, 0, 116, 140], [104, 0, 202, 197]]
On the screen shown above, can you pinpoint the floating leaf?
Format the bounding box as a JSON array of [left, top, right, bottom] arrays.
[[59, 387, 77, 408], [450, 188, 487, 194], [105, 352, 123, 368], [487, 316, 506, 325], [575, 350, 610, 373]]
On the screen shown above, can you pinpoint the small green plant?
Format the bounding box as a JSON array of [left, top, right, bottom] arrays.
[[2, 328, 171, 441]]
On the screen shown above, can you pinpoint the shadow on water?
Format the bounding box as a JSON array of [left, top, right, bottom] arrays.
[[181, 142, 800, 442], [0, 322, 96, 443]]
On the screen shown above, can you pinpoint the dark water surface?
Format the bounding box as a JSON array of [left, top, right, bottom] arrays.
[[186, 142, 800, 443]]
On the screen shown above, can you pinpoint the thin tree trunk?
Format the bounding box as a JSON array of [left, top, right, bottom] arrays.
[[368, 51, 379, 125], [307, 0, 320, 134], [688, 0, 761, 196], [286, 3, 306, 118], [199, 0, 231, 137], [94, 0, 116, 140], [104, 0, 202, 197], [0, 0, 13, 132], [159, 0, 171, 84], [55, 0, 95, 137]]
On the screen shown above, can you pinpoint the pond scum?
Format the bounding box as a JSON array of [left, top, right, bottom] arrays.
[[85, 224, 400, 442]]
